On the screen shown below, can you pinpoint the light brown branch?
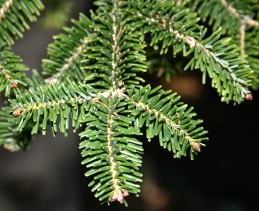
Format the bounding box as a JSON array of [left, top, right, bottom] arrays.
[[239, 23, 246, 56], [220, 0, 240, 19], [246, 18, 259, 28], [115, 26, 122, 41], [176, 0, 182, 6]]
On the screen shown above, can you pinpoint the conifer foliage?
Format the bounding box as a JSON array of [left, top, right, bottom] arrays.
[[0, 0, 258, 206]]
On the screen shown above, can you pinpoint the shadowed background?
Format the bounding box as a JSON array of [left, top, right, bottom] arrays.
[[0, 1, 258, 210]]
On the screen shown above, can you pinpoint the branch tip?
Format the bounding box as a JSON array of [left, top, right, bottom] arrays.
[[110, 189, 129, 204], [245, 93, 253, 101]]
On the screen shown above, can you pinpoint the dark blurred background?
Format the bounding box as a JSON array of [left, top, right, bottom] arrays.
[[0, 1, 258, 210]]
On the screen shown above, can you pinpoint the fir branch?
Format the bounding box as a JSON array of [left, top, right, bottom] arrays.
[[0, 0, 14, 22], [219, 0, 259, 56], [244, 28, 259, 90], [2, 0, 259, 207], [188, 0, 259, 55], [189, 0, 259, 89], [82, 5, 147, 90], [0, 43, 29, 96], [127, 85, 207, 159], [220, 0, 259, 27], [189, 0, 257, 34], [220, 0, 240, 19], [109, 0, 124, 90], [127, 1, 253, 103], [43, 14, 96, 84], [0, 106, 33, 152], [10, 80, 96, 136], [44, 36, 95, 84], [0, 0, 44, 45], [80, 95, 143, 205]]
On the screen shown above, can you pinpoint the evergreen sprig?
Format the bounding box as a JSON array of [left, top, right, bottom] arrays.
[[0, 42, 29, 96], [0, 0, 258, 207], [124, 0, 254, 103], [0, 106, 33, 152], [9, 80, 96, 136], [127, 85, 207, 159], [42, 14, 96, 84], [188, 0, 259, 89], [79, 95, 143, 206], [0, 0, 44, 45]]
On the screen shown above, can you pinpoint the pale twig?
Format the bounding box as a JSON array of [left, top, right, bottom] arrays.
[[115, 26, 123, 41], [239, 23, 246, 56]]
